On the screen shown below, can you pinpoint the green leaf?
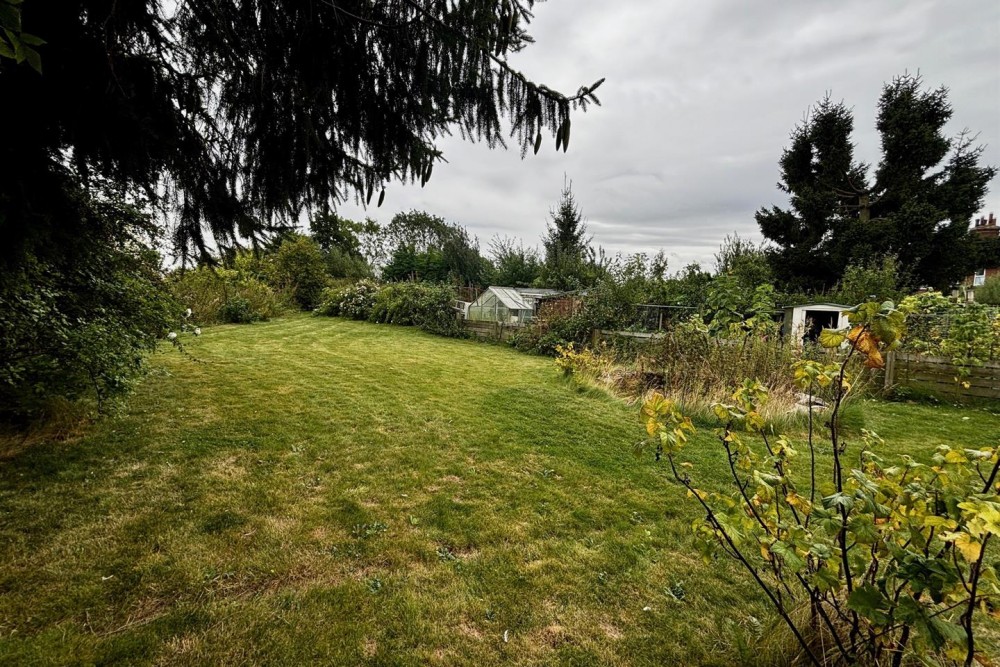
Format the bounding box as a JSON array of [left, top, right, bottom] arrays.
[[928, 617, 967, 646], [818, 328, 846, 348], [0, 5, 20, 32], [847, 584, 889, 624], [19, 32, 43, 46], [822, 492, 854, 513], [769, 540, 806, 573], [23, 44, 39, 73]]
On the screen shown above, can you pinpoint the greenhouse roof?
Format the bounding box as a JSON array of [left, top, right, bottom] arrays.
[[488, 286, 534, 311]]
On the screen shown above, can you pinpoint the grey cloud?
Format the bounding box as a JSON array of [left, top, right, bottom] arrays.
[[335, 0, 1000, 269]]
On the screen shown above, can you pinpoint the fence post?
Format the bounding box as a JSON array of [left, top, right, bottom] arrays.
[[884, 350, 896, 392]]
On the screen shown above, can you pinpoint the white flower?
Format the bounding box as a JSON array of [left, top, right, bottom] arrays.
[[194, 328, 201, 336], [167, 332, 178, 341], [184, 308, 193, 318]]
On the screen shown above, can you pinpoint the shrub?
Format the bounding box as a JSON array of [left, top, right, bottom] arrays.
[[219, 297, 259, 324], [0, 192, 176, 420], [975, 275, 1000, 306], [639, 301, 998, 666], [267, 235, 330, 309], [901, 292, 1000, 368], [314, 279, 380, 320], [169, 267, 291, 324], [369, 282, 463, 336]]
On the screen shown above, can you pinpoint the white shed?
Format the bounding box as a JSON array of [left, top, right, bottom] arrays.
[[465, 287, 560, 324], [782, 303, 851, 344]]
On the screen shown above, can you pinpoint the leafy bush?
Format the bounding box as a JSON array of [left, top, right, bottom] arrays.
[[169, 267, 291, 324], [219, 297, 260, 324], [834, 255, 906, 306], [315, 279, 380, 320], [267, 234, 330, 309], [975, 275, 1000, 306], [369, 282, 463, 336], [640, 302, 999, 667], [902, 292, 1000, 368], [0, 192, 176, 420]]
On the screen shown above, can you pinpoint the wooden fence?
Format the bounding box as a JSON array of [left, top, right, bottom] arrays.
[[462, 320, 521, 341], [885, 352, 1000, 400]]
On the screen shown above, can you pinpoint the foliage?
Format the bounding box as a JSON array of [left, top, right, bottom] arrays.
[[368, 282, 464, 337], [267, 235, 330, 309], [833, 255, 906, 306], [0, 189, 176, 420], [380, 211, 490, 286], [704, 274, 779, 337], [540, 180, 600, 290], [218, 296, 261, 324], [309, 213, 376, 279], [0, 0, 43, 73], [714, 234, 775, 292], [975, 276, 1000, 306], [4, 1, 599, 264], [640, 301, 1000, 666], [901, 292, 1000, 371], [315, 279, 380, 321], [488, 236, 543, 287], [169, 266, 291, 325], [657, 263, 714, 308], [757, 75, 996, 292]]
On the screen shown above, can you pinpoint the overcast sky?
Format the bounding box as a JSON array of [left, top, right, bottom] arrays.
[[336, 0, 1000, 272]]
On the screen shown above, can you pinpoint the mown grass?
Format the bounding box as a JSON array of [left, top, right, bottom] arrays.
[[0, 314, 997, 666]]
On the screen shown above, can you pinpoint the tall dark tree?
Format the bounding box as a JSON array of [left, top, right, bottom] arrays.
[[757, 74, 995, 291], [541, 179, 594, 289], [1, 0, 603, 265], [755, 96, 870, 291]]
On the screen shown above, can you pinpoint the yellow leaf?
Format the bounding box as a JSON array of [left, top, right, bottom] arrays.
[[942, 531, 982, 562]]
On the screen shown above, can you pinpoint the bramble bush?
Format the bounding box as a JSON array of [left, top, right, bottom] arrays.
[[640, 301, 999, 666]]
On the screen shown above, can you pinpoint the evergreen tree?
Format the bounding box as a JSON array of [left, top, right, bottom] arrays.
[[1, 1, 603, 265], [541, 180, 594, 289], [756, 74, 995, 292]]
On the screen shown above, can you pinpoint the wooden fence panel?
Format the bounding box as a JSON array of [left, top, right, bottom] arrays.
[[462, 320, 520, 341], [886, 352, 1000, 400]]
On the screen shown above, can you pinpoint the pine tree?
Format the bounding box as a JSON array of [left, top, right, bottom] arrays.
[[0, 1, 604, 265], [756, 74, 995, 292], [541, 179, 594, 290]]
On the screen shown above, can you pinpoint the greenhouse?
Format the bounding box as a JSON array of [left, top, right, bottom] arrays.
[[465, 287, 560, 324]]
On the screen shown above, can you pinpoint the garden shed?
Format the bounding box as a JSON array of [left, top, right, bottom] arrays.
[[782, 302, 851, 344], [465, 286, 560, 325]]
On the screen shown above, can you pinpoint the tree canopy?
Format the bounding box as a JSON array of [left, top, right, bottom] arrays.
[[756, 74, 995, 292], [1, 0, 602, 264]]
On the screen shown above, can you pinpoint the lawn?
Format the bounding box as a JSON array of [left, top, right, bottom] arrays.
[[1, 315, 998, 665]]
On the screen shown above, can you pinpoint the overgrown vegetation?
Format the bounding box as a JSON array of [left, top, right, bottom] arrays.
[[0, 186, 176, 421], [315, 280, 463, 337], [641, 301, 1000, 666]]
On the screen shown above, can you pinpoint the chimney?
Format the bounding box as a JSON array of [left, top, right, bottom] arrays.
[[972, 212, 999, 239]]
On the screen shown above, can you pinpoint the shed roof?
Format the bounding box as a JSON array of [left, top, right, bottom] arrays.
[[783, 302, 851, 312]]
